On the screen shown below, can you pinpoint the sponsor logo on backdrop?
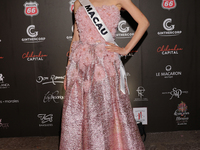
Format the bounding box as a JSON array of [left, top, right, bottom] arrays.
[[134, 86, 148, 101], [24, 1, 39, 17], [37, 114, 53, 127], [156, 65, 182, 78], [69, 0, 76, 12], [162, 88, 188, 100], [0, 74, 4, 83], [0, 99, 19, 104], [27, 25, 38, 37], [22, 25, 46, 43], [133, 107, 148, 125], [43, 91, 64, 103], [36, 75, 65, 85], [0, 119, 9, 129], [162, 0, 176, 10], [0, 74, 10, 89], [116, 20, 134, 39], [157, 44, 183, 55], [22, 51, 47, 61], [174, 101, 189, 125], [157, 18, 182, 36], [66, 25, 74, 41]]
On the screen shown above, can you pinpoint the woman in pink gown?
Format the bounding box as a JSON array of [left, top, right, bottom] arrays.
[[60, 0, 149, 149]]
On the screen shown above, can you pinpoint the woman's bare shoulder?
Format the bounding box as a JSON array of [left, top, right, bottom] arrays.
[[74, 0, 82, 12], [112, 0, 132, 10], [115, 0, 138, 13]]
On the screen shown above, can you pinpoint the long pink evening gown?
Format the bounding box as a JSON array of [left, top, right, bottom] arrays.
[[59, 5, 145, 150]]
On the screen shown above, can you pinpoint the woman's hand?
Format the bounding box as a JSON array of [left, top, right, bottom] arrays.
[[105, 42, 128, 56]]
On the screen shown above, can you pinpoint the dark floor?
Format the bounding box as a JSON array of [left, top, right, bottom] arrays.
[[0, 130, 200, 150]]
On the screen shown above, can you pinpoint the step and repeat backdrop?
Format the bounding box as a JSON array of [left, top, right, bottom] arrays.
[[0, 0, 199, 137]]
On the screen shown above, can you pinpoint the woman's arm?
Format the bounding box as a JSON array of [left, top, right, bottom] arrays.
[[64, 0, 81, 90], [66, 0, 81, 66], [106, 0, 150, 55]]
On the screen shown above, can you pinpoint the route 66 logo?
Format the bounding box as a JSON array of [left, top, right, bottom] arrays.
[[162, 0, 176, 10], [24, 1, 39, 17], [69, 0, 76, 13]]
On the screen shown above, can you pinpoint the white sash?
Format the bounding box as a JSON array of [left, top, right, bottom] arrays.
[[79, 0, 129, 94]]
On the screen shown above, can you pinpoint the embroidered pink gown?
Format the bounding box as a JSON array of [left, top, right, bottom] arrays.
[[59, 5, 145, 150]]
